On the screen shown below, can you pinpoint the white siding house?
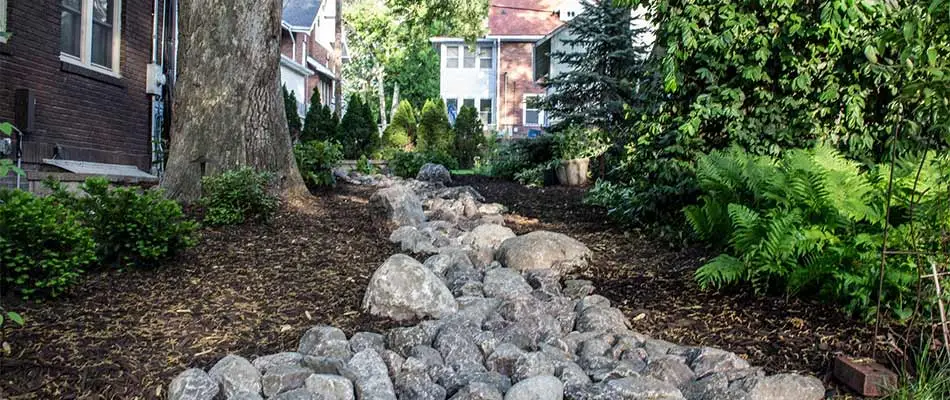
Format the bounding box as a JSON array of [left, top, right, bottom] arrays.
[[435, 40, 498, 129]]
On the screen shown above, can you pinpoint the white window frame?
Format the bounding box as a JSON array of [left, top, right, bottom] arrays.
[[462, 46, 476, 69], [478, 45, 492, 69], [59, 0, 123, 77], [0, 0, 8, 43], [445, 45, 460, 69], [523, 94, 543, 127], [479, 98, 493, 125]]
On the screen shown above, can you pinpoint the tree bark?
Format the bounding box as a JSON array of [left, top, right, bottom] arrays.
[[334, 0, 344, 117], [376, 67, 387, 134], [161, 0, 308, 203]]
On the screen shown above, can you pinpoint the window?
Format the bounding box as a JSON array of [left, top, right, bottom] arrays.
[[445, 46, 459, 68], [445, 98, 458, 114], [523, 95, 542, 126], [463, 98, 475, 109], [463, 46, 476, 68], [60, 0, 122, 74], [478, 46, 492, 69], [479, 99, 493, 125], [0, 0, 8, 42]]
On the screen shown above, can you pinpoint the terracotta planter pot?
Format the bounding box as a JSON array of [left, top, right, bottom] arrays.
[[555, 158, 590, 186]]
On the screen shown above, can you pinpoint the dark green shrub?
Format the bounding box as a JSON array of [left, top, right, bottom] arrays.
[[301, 88, 338, 143], [339, 94, 380, 159], [282, 85, 302, 140], [486, 136, 557, 179], [356, 155, 376, 175], [200, 167, 280, 226], [686, 145, 950, 321], [452, 106, 485, 169], [294, 140, 344, 189], [417, 99, 453, 154], [49, 178, 198, 268], [0, 190, 95, 298], [382, 100, 417, 151]]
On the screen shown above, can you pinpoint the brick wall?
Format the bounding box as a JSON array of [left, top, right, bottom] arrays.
[[0, 0, 159, 171], [498, 41, 545, 136]]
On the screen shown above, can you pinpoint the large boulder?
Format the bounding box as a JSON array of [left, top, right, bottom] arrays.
[[207, 355, 262, 398], [168, 368, 218, 400], [417, 163, 452, 184], [734, 374, 825, 400], [363, 254, 458, 321], [370, 185, 426, 229], [495, 231, 591, 275]]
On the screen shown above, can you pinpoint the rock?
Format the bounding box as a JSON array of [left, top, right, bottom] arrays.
[[417, 163, 452, 184], [207, 355, 262, 399], [390, 226, 439, 254], [462, 224, 516, 254], [252, 352, 304, 374], [424, 251, 473, 277], [439, 371, 512, 397], [350, 332, 386, 354], [524, 270, 562, 299], [386, 325, 438, 357], [486, 343, 526, 377], [343, 349, 397, 400], [643, 358, 696, 388], [686, 348, 750, 378], [575, 295, 611, 311], [562, 280, 594, 299], [298, 326, 353, 361], [409, 345, 445, 367], [512, 352, 556, 383], [380, 350, 407, 377], [370, 185, 426, 229], [363, 254, 458, 321], [477, 203, 507, 215], [733, 374, 825, 400], [305, 374, 356, 400], [435, 326, 486, 374], [578, 334, 615, 359], [483, 268, 532, 300], [504, 375, 563, 400], [445, 260, 483, 297], [493, 297, 562, 350], [395, 368, 448, 400], [574, 307, 630, 334], [262, 365, 312, 397], [270, 388, 315, 400], [604, 376, 686, 400], [168, 368, 218, 400], [555, 362, 591, 387], [450, 382, 503, 400], [302, 356, 347, 375], [495, 231, 591, 275], [230, 392, 265, 400]]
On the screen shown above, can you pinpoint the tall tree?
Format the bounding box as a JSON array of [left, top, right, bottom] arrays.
[[334, 0, 344, 117], [162, 0, 307, 202], [282, 85, 302, 141]]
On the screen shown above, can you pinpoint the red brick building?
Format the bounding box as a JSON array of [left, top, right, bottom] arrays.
[[0, 0, 175, 189], [280, 0, 343, 117]]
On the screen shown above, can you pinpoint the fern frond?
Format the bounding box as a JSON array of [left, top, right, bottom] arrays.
[[695, 254, 747, 290]]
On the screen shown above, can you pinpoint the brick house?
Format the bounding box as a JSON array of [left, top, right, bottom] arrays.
[[0, 0, 176, 190], [431, 0, 580, 137], [281, 0, 343, 118]]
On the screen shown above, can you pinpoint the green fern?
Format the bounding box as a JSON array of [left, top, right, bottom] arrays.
[[695, 254, 746, 290]]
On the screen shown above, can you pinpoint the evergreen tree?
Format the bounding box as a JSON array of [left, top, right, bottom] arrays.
[[282, 85, 303, 141], [452, 106, 484, 168], [339, 94, 378, 158], [383, 100, 417, 150], [539, 1, 650, 135], [417, 99, 453, 154], [317, 104, 339, 143], [302, 87, 330, 142]]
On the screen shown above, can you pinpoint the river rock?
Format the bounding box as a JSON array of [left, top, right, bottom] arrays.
[[504, 375, 563, 400], [168, 368, 218, 400], [495, 231, 591, 275], [370, 185, 426, 229], [207, 355, 262, 398], [417, 163, 452, 184], [363, 254, 458, 321]]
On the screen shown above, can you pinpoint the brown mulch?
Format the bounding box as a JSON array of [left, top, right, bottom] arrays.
[[453, 175, 881, 397], [0, 185, 404, 399], [0, 177, 885, 399]]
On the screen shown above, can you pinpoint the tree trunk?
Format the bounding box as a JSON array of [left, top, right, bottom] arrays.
[[161, 0, 308, 203], [376, 67, 387, 134], [390, 83, 400, 123], [334, 0, 344, 117]]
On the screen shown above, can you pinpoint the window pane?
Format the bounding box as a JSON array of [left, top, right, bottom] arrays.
[[446, 46, 458, 57], [479, 46, 492, 69], [463, 47, 476, 68], [93, 0, 113, 24], [60, 1, 82, 57], [525, 110, 540, 125], [92, 23, 113, 66], [463, 98, 475, 109], [446, 98, 458, 113]]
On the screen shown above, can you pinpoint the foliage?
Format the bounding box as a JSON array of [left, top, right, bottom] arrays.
[[0, 122, 24, 178], [553, 125, 608, 160], [294, 140, 344, 189], [514, 159, 559, 187], [417, 99, 453, 154], [885, 342, 950, 400], [200, 167, 280, 226], [301, 88, 338, 143], [0, 306, 25, 355], [389, 150, 459, 178], [356, 154, 377, 175], [48, 178, 198, 269], [282, 85, 302, 140], [485, 136, 558, 179], [339, 95, 380, 159], [0, 189, 95, 298], [685, 145, 950, 321], [452, 105, 485, 169], [539, 0, 650, 134], [382, 100, 417, 152]]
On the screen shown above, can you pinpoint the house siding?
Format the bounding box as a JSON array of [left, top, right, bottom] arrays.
[[0, 0, 160, 172], [498, 41, 544, 136]]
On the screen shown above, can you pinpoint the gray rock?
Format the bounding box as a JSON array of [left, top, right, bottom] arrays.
[[380, 350, 407, 378], [494, 297, 562, 350], [343, 349, 397, 400], [575, 296, 611, 311], [578, 334, 615, 360], [486, 343, 526, 377], [574, 307, 629, 334], [207, 355, 262, 399], [609, 335, 644, 360], [168, 368, 218, 400], [262, 365, 312, 397], [733, 374, 825, 400], [435, 327, 486, 374], [513, 352, 557, 383], [643, 358, 696, 388], [562, 280, 594, 299], [350, 332, 386, 354], [495, 231, 591, 275], [302, 356, 346, 375], [483, 268, 533, 300], [395, 368, 448, 400], [680, 374, 729, 400], [409, 345, 445, 367], [386, 324, 439, 357], [438, 371, 512, 397], [556, 362, 591, 387], [299, 326, 349, 357], [445, 261, 483, 297], [424, 251, 473, 277], [686, 348, 750, 378], [251, 352, 304, 374], [524, 270, 562, 300], [449, 382, 503, 400], [604, 376, 686, 400], [390, 226, 439, 254], [370, 185, 426, 229], [642, 339, 688, 360], [504, 375, 563, 400], [270, 388, 315, 400], [417, 163, 452, 184], [230, 392, 265, 400], [363, 254, 458, 321], [477, 203, 507, 215], [462, 224, 516, 255], [305, 374, 356, 400]]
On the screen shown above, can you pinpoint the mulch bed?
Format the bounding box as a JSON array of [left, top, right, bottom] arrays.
[[1, 177, 884, 399]]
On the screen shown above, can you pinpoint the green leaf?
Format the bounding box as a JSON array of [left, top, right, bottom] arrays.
[[864, 45, 878, 63], [6, 312, 24, 326]]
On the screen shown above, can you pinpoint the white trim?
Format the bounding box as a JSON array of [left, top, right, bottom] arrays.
[[281, 55, 313, 76], [485, 35, 546, 42], [522, 94, 543, 127], [307, 56, 336, 78], [59, 0, 123, 75]]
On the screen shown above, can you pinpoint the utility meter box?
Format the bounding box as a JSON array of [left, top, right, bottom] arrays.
[[146, 63, 166, 95]]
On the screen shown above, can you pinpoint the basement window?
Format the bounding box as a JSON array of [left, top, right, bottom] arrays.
[[60, 0, 122, 76]]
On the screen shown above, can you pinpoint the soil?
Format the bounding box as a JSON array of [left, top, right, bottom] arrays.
[[0, 178, 881, 399]]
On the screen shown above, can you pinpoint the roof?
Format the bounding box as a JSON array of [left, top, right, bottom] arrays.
[[489, 0, 564, 37], [283, 0, 321, 29], [43, 159, 157, 181]]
